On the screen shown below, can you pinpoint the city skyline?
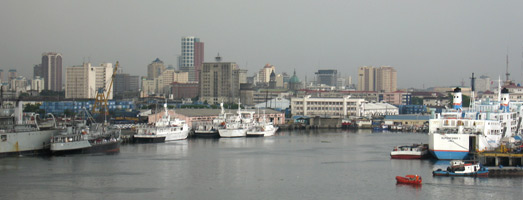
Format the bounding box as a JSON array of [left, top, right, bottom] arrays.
[[2, 1, 523, 89]]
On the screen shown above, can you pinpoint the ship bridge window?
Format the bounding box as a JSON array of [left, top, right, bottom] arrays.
[[1, 135, 5, 142]]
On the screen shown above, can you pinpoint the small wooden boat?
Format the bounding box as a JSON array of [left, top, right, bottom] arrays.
[[396, 174, 422, 185], [432, 160, 489, 177]]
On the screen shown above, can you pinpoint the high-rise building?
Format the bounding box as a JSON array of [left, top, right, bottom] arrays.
[[147, 58, 166, 80], [41, 52, 63, 91], [476, 75, 492, 92], [199, 57, 246, 104], [8, 69, 17, 83], [180, 36, 204, 82], [358, 66, 397, 92], [114, 73, 139, 96], [0, 69, 3, 83], [31, 76, 44, 93], [376, 66, 397, 92], [358, 66, 375, 91], [258, 64, 275, 84], [315, 69, 337, 87], [33, 64, 42, 79], [65, 63, 114, 99]]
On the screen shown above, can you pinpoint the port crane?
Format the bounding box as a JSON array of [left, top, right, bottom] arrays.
[[92, 61, 119, 115]]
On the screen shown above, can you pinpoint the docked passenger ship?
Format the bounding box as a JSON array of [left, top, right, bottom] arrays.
[[134, 103, 189, 143], [428, 87, 521, 160]]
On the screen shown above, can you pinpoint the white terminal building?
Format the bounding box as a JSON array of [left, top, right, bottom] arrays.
[[291, 95, 399, 118], [65, 63, 114, 99]]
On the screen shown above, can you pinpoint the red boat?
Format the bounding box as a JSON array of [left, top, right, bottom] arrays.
[[396, 175, 422, 185]]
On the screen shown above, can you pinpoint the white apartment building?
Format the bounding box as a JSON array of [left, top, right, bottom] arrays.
[[10, 76, 27, 93], [258, 64, 275, 83], [65, 63, 113, 99], [31, 76, 44, 92], [291, 95, 365, 118]]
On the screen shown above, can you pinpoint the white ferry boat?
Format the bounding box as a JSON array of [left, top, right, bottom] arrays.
[[428, 87, 520, 160], [134, 103, 189, 143]]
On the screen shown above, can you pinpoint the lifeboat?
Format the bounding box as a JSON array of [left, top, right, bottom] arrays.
[[395, 174, 422, 185]]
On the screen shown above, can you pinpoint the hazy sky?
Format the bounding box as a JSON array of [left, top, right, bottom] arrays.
[[2, 0, 523, 89]]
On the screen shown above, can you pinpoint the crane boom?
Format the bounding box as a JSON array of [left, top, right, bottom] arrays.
[[92, 61, 119, 115]]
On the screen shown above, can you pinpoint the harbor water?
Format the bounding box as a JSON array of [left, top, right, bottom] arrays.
[[1, 129, 522, 199]]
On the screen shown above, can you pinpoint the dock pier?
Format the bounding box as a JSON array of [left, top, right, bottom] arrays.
[[476, 152, 523, 167]]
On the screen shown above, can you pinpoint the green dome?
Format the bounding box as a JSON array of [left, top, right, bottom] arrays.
[[289, 75, 300, 83], [289, 69, 300, 83]]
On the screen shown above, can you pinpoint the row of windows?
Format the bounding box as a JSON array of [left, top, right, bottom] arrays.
[[293, 101, 357, 106], [293, 106, 357, 111]]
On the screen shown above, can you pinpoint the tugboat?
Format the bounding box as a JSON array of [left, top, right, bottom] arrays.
[[432, 160, 488, 177]]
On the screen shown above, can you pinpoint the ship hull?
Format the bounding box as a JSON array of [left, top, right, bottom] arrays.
[[429, 133, 470, 160], [165, 130, 190, 141], [0, 129, 60, 157], [193, 130, 220, 138], [52, 141, 120, 155], [219, 129, 247, 138], [133, 135, 166, 143]]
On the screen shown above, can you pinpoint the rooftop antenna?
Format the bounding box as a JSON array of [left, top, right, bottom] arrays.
[[506, 48, 510, 82], [470, 73, 476, 110], [215, 53, 222, 62]]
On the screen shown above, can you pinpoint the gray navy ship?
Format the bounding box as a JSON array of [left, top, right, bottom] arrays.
[[0, 101, 61, 157]]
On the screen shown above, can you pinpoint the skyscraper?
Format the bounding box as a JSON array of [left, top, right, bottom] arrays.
[[180, 36, 204, 82], [357, 66, 397, 92], [41, 52, 63, 91], [65, 63, 113, 99], [376, 66, 397, 93], [315, 69, 338, 87], [33, 64, 42, 79], [147, 58, 166, 80], [8, 69, 17, 83], [199, 56, 246, 104], [358, 66, 375, 91]]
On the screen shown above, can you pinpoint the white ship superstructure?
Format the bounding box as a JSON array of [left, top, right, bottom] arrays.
[[429, 86, 522, 160], [134, 103, 189, 143], [219, 101, 255, 138], [0, 101, 61, 156]]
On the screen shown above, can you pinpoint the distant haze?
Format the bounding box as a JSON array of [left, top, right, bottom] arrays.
[[1, 0, 523, 89]]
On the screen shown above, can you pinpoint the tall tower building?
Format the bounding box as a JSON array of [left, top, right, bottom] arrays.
[[0, 69, 4, 83], [41, 52, 63, 91], [315, 69, 338, 86], [180, 36, 204, 82], [33, 64, 42, 79], [8, 69, 17, 83], [147, 58, 166, 80], [258, 64, 275, 84], [357, 66, 397, 92], [65, 63, 113, 99], [199, 56, 245, 104], [358, 66, 376, 91], [376, 66, 397, 92]]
